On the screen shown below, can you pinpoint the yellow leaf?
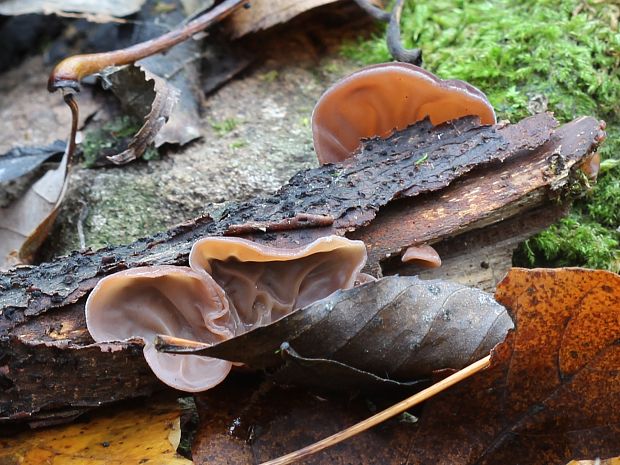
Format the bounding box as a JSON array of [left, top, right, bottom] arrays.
[[0, 401, 192, 465]]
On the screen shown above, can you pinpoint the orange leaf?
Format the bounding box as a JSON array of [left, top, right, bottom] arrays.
[[404, 268, 620, 464]]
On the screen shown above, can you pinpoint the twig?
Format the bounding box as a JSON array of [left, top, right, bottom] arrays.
[[354, 0, 422, 65], [352, 0, 391, 22], [47, 0, 246, 92], [260, 355, 491, 465], [63, 92, 79, 165], [154, 334, 209, 354], [387, 0, 422, 65]]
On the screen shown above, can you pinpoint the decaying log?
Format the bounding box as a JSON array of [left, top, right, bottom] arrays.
[[0, 114, 605, 424]]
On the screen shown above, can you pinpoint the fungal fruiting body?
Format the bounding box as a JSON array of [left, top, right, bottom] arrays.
[[85, 266, 233, 392], [85, 236, 367, 392], [580, 152, 601, 180], [311, 62, 496, 164], [401, 244, 442, 268], [190, 236, 367, 331]]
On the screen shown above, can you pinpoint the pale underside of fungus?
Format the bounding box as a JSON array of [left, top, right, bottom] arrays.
[[86, 236, 367, 392]]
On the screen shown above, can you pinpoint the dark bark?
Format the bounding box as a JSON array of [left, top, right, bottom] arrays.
[[0, 114, 605, 424]]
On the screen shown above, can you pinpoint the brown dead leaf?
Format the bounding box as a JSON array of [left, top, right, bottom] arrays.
[[105, 64, 179, 164], [0, 400, 191, 465], [227, 0, 343, 37], [193, 375, 420, 464], [0, 143, 69, 269], [401, 268, 620, 465], [0, 0, 147, 18], [190, 268, 619, 465], [160, 275, 513, 391]]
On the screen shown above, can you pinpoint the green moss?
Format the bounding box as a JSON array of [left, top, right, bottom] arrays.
[[258, 70, 280, 82], [81, 116, 159, 166], [515, 215, 619, 272], [210, 118, 240, 136], [342, 0, 620, 271], [85, 177, 168, 250], [229, 139, 247, 150]]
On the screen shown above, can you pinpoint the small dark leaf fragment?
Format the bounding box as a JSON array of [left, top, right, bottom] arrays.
[[0, 140, 65, 183]]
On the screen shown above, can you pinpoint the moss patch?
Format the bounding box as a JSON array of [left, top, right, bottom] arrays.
[[85, 175, 169, 250], [210, 117, 240, 136], [342, 0, 619, 271], [81, 116, 159, 167]]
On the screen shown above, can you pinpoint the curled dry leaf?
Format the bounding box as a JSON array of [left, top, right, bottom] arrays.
[[0, 0, 147, 18], [159, 275, 513, 390], [0, 400, 191, 465], [0, 142, 70, 269], [133, 0, 203, 147], [402, 268, 620, 465], [104, 64, 179, 164], [0, 92, 78, 269]]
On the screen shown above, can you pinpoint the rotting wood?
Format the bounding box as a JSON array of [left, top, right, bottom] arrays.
[[351, 117, 602, 275], [0, 113, 560, 322], [0, 114, 605, 424]]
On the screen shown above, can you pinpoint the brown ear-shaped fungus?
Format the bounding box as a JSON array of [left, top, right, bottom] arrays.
[[189, 236, 367, 331], [85, 266, 234, 392], [401, 244, 442, 268], [312, 62, 496, 164], [580, 152, 601, 180]]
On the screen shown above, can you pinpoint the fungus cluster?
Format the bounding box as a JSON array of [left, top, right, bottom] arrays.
[[88, 62, 513, 392], [86, 236, 367, 392]]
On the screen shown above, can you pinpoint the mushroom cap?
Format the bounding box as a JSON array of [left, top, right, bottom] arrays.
[[401, 244, 442, 268], [85, 265, 233, 392], [189, 235, 367, 331], [311, 62, 496, 164], [580, 151, 601, 180]]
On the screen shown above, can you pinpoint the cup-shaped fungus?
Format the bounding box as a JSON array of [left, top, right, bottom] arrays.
[[85, 266, 234, 392], [312, 62, 496, 164], [401, 244, 442, 268], [580, 152, 601, 180], [189, 235, 368, 331], [86, 235, 367, 392]]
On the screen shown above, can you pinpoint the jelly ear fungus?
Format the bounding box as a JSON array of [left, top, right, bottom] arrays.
[[85, 236, 367, 392], [311, 62, 496, 164]]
